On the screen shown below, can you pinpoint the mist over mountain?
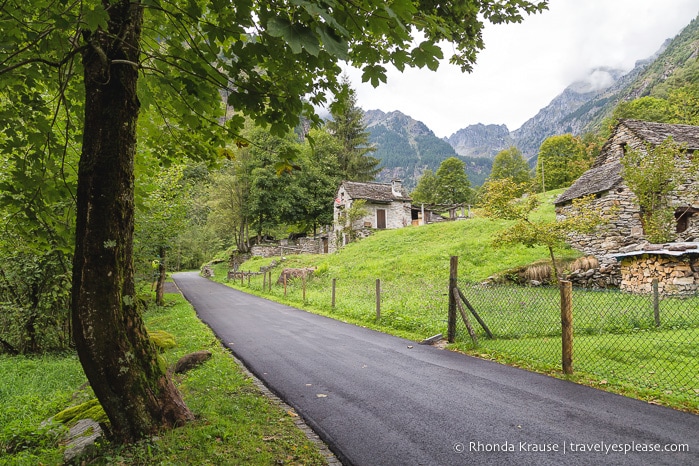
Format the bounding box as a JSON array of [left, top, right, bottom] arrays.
[[362, 14, 698, 187]]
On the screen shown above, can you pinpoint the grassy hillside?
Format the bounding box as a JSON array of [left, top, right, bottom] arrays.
[[235, 189, 571, 279], [213, 189, 578, 340]]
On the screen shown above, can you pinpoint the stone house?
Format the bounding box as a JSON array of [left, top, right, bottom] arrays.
[[555, 119, 699, 267], [331, 180, 412, 249]]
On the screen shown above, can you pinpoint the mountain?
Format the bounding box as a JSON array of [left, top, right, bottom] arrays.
[[363, 110, 492, 189], [510, 67, 633, 158], [447, 124, 513, 158], [363, 15, 699, 185], [512, 15, 698, 159]]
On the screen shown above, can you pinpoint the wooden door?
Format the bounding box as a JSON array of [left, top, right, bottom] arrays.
[[377, 209, 386, 229]]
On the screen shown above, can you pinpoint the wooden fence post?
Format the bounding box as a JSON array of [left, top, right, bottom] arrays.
[[269, 271, 272, 291], [302, 272, 307, 302], [263, 270, 266, 290], [560, 280, 573, 375], [453, 288, 477, 346], [448, 256, 458, 343], [331, 278, 336, 309], [284, 273, 287, 297], [653, 278, 660, 327], [376, 279, 381, 322]]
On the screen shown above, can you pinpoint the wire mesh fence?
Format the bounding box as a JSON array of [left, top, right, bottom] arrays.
[[454, 281, 699, 398], [222, 261, 697, 407]]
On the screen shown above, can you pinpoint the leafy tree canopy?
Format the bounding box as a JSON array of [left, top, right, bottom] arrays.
[[411, 169, 439, 204], [488, 146, 531, 185], [620, 137, 688, 243], [479, 178, 605, 281], [534, 134, 592, 191], [435, 157, 473, 205], [326, 75, 380, 181]]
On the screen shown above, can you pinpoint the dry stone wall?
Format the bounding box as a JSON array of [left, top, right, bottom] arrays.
[[251, 237, 327, 258]]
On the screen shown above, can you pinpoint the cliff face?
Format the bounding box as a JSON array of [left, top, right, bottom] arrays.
[[510, 67, 632, 158], [446, 123, 513, 158]]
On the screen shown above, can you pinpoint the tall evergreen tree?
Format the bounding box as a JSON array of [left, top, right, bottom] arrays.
[[327, 76, 381, 181]]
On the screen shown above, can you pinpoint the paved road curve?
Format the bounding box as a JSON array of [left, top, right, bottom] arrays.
[[173, 272, 698, 466]]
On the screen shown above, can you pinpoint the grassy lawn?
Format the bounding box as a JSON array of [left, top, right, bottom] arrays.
[[0, 294, 328, 465]]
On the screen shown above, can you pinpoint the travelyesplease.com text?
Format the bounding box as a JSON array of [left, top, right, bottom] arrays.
[[453, 440, 689, 455]]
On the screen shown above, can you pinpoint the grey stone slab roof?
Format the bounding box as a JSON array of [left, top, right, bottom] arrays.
[[341, 181, 411, 203], [621, 119, 699, 149], [554, 161, 623, 205], [614, 242, 699, 259]]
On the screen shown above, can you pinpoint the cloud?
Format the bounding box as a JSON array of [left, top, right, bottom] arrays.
[[340, 0, 699, 138]]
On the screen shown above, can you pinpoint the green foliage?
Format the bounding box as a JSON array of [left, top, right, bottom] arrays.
[[489, 146, 531, 184], [435, 157, 473, 204], [327, 75, 380, 181], [478, 178, 538, 220], [292, 129, 341, 233], [534, 134, 593, 191], [604, 84, 699, 134], [0, 250, 72, 354], [621, 137, 687, 243], [0, 296, 328, 464], [411, 169, 439, 204], [336, 199, 369, 246], [1, 0, 550, 440], [0, 353, 85, 462], [480, 178, 605, 280]]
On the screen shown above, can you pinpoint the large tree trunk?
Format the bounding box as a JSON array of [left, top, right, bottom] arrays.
[[72, 1, 192, 443]]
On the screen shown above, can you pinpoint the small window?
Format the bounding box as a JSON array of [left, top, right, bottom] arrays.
[[675, 207, 699, 233]]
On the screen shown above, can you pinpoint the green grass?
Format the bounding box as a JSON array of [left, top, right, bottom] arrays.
[[0, 295, 327, 465], [212, 189, 698, 413]]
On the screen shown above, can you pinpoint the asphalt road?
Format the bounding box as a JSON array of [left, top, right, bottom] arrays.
[[173, 272, 698, 466]]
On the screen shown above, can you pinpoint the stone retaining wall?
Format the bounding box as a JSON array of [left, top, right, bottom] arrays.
[[251, 237, 327, 258]]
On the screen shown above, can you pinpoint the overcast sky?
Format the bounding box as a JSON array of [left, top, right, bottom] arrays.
[[340, 0, 699, 138]]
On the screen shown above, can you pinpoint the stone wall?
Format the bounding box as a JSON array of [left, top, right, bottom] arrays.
[[564, 262, 621, 288], [556, 186, 644, 266], [620, 254, 699, 295], [251, 237, 327, 258]]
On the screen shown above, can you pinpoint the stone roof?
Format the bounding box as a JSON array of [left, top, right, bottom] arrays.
[[554, 161, 623, 205], [619, 119, 699, 149], [614, 242, 699, 259], [341, 181, 411, 203], [556, 119, 699, 205]]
